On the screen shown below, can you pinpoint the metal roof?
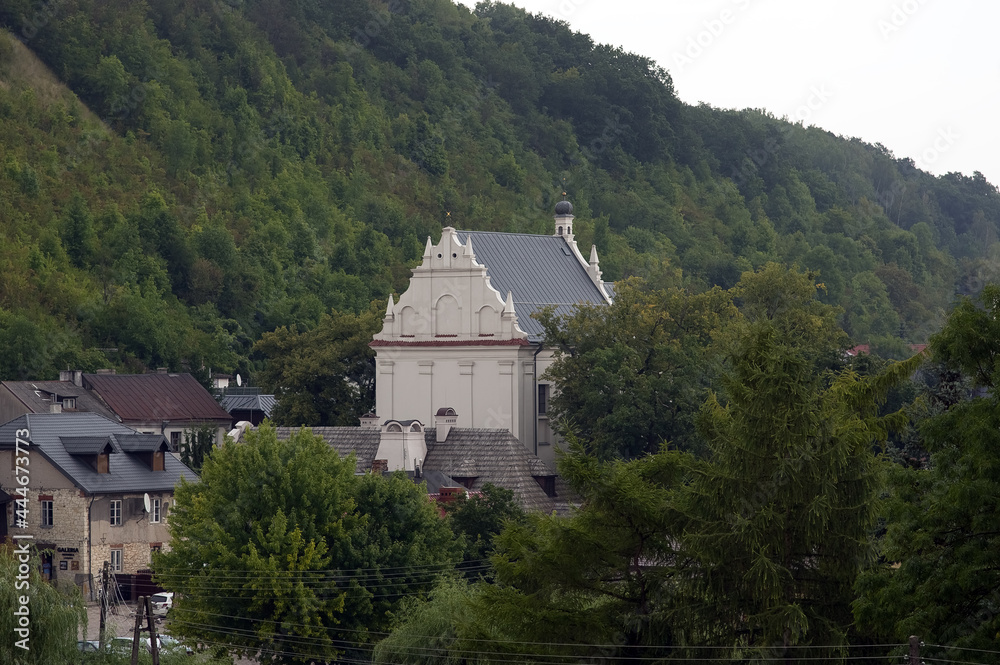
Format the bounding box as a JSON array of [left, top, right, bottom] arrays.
[[60, 436, 117, 455], [220, 393, 276, 416], [114, 434, 169, 453], [83, 373, 232, 423], [455, 231, 609, 341], [0, 413, 198, 494]]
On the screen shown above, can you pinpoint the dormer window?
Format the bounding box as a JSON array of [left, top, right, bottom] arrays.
[[115, 434, 170, 471], [61, 436, 116, 473], [62, 397, 76, 410]]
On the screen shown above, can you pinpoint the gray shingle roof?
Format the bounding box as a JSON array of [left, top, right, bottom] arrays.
[[275, 425, 558, 512], [0, 413, 198, 494], [273, 427, 381, 474], [455, 231, 609, 341], [423, 428, 556, 512], [1, 380, 117, 419]]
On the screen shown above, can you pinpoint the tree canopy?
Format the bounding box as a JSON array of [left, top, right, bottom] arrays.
[[854, 285, 1000, 653], [154, 424, 459, 664]]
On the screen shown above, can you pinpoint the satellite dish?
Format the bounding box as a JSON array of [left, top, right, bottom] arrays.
[[236, 373, 242, 387], [143, 493, 151, 513]]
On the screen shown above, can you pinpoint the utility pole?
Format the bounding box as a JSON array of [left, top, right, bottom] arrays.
[[145, 595, 160, 665], [130, 596, 145, 665], [909, 635, 920, 665], [99, 561, 109, 650]]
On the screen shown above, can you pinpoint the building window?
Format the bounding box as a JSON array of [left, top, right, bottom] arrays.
[[110, 500, 122, 526], [538, 384, 548, 415], [150, 498, 160, 524], [109, 548, 123, 572], [170, 431, 181, 451], [62, 397, 77, 409], [41, 500, 53, 527]]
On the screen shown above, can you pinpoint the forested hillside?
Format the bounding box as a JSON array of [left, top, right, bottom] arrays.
[[1, 0, 997, 380]]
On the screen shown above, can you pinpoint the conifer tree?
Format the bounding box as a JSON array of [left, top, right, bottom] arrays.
[[855, 285, 1000, 652], [678, 266, 919, 653]]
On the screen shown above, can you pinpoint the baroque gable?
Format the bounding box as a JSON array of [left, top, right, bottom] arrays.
[[373, 226, 528, 343]]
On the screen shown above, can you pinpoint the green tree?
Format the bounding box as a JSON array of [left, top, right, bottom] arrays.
[[155, 424, 458, 664], [376, 446, 695, 664], [538, 277, 737, 459], [255, 304, 381, 426], [855, 285, 1000, 652], [179, 423, 217, 473], [445, 483, 526, 567], [61, 193, 95, 268], [676, 265, 919, 653], [0, 545, 86, 665]]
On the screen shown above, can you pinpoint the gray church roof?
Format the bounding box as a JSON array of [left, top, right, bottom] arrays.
[[456, 231, 609, 342], [273, 426, 381, 475], [274, 425, 559, 512], [0, 413, 199, 494]]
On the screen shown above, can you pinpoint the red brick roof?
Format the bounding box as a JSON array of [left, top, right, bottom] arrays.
[[83, 373, 231, 423]]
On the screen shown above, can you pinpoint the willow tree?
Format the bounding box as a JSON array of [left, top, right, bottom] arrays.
[[0, 545, 85, 665]]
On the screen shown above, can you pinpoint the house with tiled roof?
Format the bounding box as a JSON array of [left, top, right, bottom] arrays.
[[0, 375, 117, 424], [372, 201, 612, 468], [0, 412, 198, 595], [0, 370, 234, 453], [273, 407, 565, 513]]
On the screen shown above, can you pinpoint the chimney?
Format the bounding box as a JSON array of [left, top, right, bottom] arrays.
[[96, 368, 116, 375], [434, 407, 457, 443], [157, 367, 168, 374], [359, 413, 380, 429], [374, 420, 427, 473], [371, 459, 388, 474], [49, 403, 62, 414], [59, 369, 84, 386]]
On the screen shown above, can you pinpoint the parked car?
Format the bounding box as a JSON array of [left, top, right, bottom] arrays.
[[150, 591, 174, 617]]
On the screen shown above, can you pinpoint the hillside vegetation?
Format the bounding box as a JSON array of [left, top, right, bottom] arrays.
[[0, 0, 997, 380]]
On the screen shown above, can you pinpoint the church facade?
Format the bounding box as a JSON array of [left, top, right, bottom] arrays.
[[371, 202, 612, 468]]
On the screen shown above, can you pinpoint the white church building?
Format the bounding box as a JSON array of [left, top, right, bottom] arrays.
[[371, 201, 613, 468]]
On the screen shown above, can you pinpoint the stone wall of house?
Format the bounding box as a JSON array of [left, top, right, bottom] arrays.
[[0, 451, 91, 584], [89, 491, 175, 576]]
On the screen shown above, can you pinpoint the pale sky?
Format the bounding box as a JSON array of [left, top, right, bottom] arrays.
[[456, 0, 1000, 187]]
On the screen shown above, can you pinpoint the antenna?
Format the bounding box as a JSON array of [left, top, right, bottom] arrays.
[[143, 493, 151, 513], [236, 374, 242, 387]]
